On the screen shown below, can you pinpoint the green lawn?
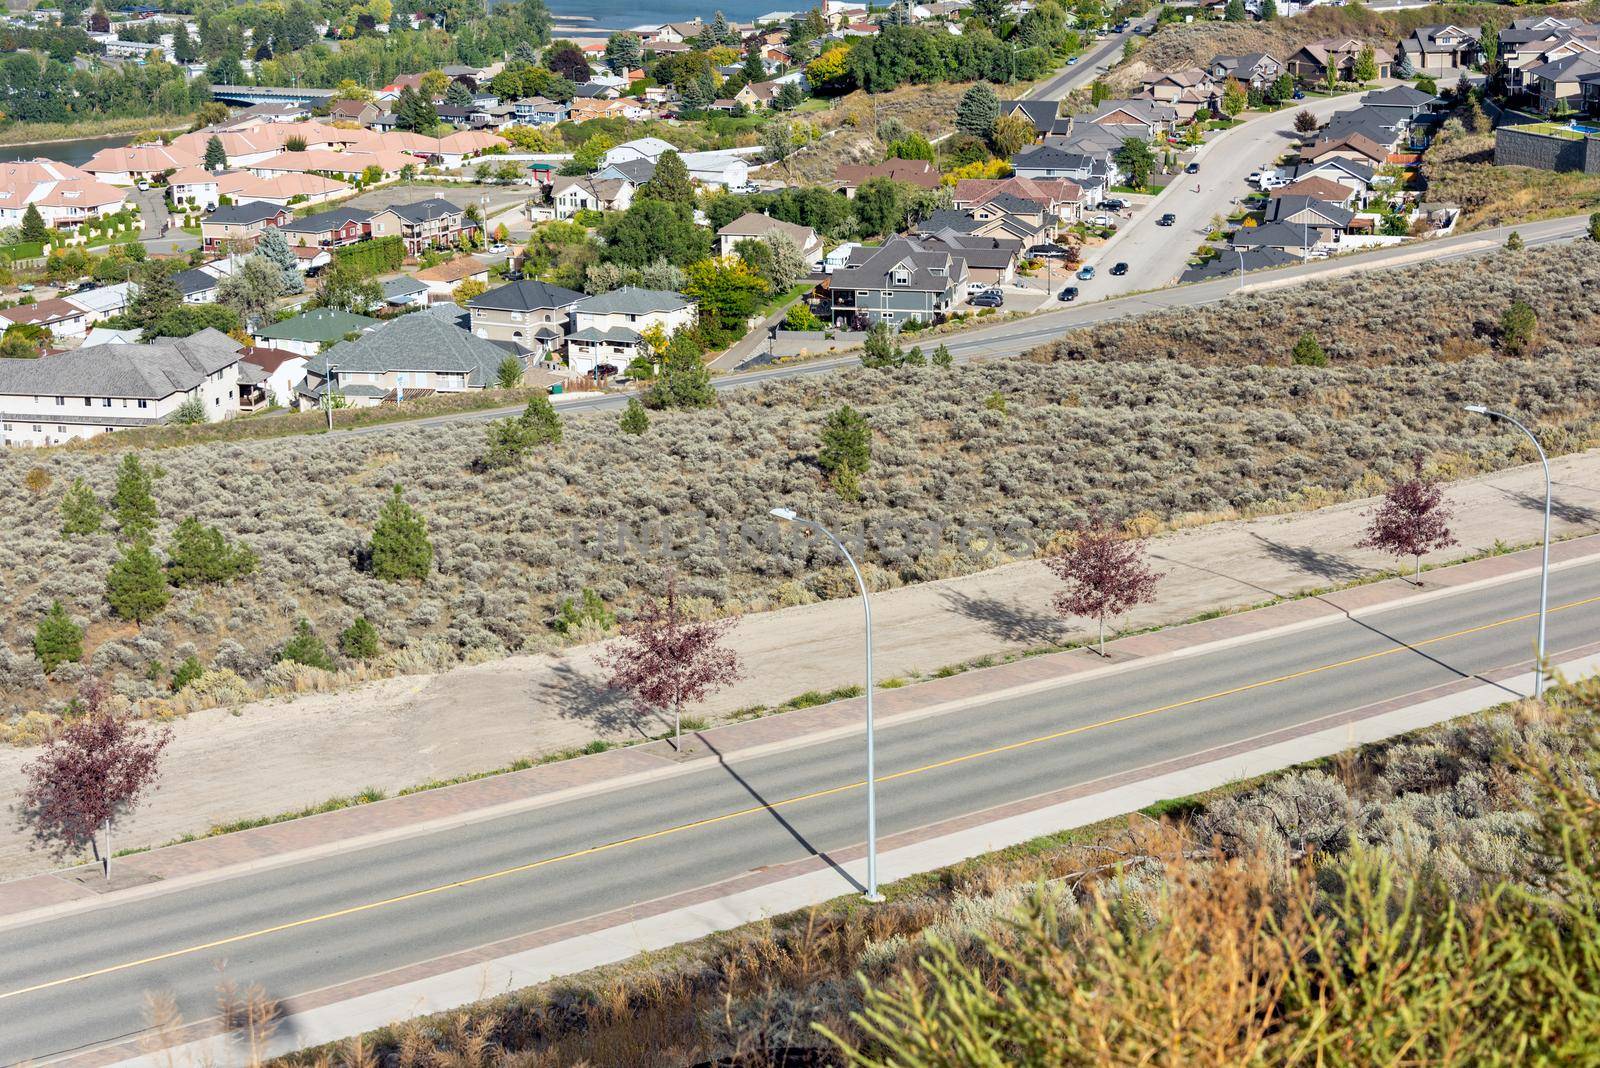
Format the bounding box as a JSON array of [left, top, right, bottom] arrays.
[[1512, 121, 1590, 141], [0, 240, 45, 260], [760, 281, 814, 318]]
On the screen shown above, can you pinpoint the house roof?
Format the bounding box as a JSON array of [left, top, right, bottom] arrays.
[[204, 200, 288, 225], [835, 237, 965, 293], [375, 197, 464, 225], [567, 325, 643, 344], [171, 268, 220, 297], [63, 282, 133, 316], [255, 307, 378, 343], [1361, 85, 1438, 108], [1265, 195, 1356, 227], [240, 345, 304, 373], [0, 329, 240, 399], [414, 255, 488, 283], [1292, 157, 1375, 182], [381, 275, 429, 299], [954, 175, 1084, 208], [715, 211, 818, 247], [1306, 131, 1388, 163], [306, 310, 511, 384], [1269, 176, 1352, 202], [1231, 221, 1318, 249], [833, 159, 940, 189], [468, 279, 585, 312], [279, 207, 374, 234], [601, 158, 656, 185], [0, 298, 83, 326], [1179, 246, 1298, 283], [574, 285, 693, 315], [1001, 98, 1071, 135]]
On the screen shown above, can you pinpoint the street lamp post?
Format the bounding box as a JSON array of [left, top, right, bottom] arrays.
[[1235, 246, 1246, 291], [1464, 404, 1551, 698], [323, 363, 337, 432], [770, 507, 883, 902]]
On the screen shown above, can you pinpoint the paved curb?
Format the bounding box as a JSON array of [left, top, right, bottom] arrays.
[[90, 648, 1600, 1068], [3, 533, 1594, 936]]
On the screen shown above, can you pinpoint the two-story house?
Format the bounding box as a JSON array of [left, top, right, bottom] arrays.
[[367, 198, 476, 255], [714, 212, 824, 261], [0, 329, 242, 446], [277, 207, 375, 248], [200, 200, 291, 251], [566, 287, 697, 376], [827, 238, 967, 329], [549, 175, 636, 219], [1208, 53, 1283, 89], [465, 279, 584, 353]]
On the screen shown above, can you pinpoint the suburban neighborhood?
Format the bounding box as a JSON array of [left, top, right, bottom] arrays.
[[1, 0, 1600, 1065]]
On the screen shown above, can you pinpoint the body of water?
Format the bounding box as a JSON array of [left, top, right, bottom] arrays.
[[545, 0, 787, 31], [0, 132, 135, 167]]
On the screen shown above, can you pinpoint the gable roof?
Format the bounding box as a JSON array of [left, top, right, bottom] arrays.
[[715, 211, 819, 247], [307, 310, 512, 384], [375, 197, 464, 224], [468, 279, 585, 312], [0, 297, 84, 326], [204, 200, 288, 225], [835, 237, 966, 293], [414, 255, 488, 283], [0, 329, 240, 399], [1231, 221, 1319, 249], [279, 207, 374, 234], [171, 268, 220, 298], [1264, 195, 1355, 227], [574, 285, 694, 315], [1293, 156, 1375, 182], [382, 275, 429, 300], [1306, 131, 1388, 162], [1269, 176, 1352, 202], [1360, 85, 1438, 108], [833, 159, 940, 189]]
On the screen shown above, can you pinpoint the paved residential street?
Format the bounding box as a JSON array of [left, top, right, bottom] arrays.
[[4, 545, 1599, 1063]]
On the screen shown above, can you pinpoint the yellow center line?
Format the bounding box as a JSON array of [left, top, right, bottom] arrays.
[[4, 592, 1595, 1003]]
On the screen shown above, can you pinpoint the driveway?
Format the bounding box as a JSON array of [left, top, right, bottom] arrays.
[[1077, 90, 1374, 299], [130, 185, 199, 255]]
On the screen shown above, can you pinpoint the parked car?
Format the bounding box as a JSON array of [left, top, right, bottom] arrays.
[[1157, 212, 1177, 226], [1292, 89, 1305, 99], [1101, 197, 1127, 211], [1067, 55, 1079, 64], [1185, 162, 1200, 174], [1110, 262, 1129, 276], [970, 289, 1005, 308], [1027, 242, 1071, 259], [1076, 265, 1096, 280], [1058, 285, 1079, 301], [137, 181, 150, 191]]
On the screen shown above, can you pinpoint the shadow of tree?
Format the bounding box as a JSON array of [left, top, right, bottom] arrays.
[[1249, 533, 1372, 585], [538, 661, 652, 738], [1500, 486, 1600, 528], [936, 586, 1061, 645]]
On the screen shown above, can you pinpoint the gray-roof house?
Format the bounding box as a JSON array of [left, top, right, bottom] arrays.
[[382, 275, 429, 306], [296, 312, 518, 409], [827, 238, 968, 329], [252, 307, 380, 356], [1230, 220, 1320, 256], [1208, 52, 1283, 89], [466, 279, 585, 351], [172, 267, 221, 303], [0, 329, 242, 446], [1397, 24, 1481, 72], [567, 286, 697, 376]]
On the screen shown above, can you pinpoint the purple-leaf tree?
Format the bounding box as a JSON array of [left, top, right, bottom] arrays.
[[1046, 515, 1162, 656], [600, 575, 743, 750], [1358, 457, 1457, 583], [21, 682, 172, 879]]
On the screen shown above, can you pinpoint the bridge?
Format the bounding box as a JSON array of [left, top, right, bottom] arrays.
[[208, 84, 338, 107]]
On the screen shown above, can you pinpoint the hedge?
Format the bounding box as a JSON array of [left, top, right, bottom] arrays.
[[333, 235, 405, 275]]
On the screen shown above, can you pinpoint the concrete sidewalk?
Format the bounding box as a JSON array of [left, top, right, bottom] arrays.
[[2, 451, 1598, 884]]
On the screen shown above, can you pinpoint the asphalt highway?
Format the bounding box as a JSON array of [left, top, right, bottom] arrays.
[[4, 556, 1599, 1063]]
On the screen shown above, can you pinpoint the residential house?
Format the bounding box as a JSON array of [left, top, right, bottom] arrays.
[[914, 204, 1045, 244], [327, 98, 383, 125], [682, 151, 750, 189], [1525, 51, 1600, 112], [833, 159, 940, 196], [1304, 131, 1389, 167], [79, 143, 192, 184], [1287, 38, 1394, 82], [953, 175, 1085, 224], [1268, 176, 1357, 206], [236, 346, 306, 411], [252, 307, 379, 356], [715, 212, 823, 260], [0, 159, 126, 229], [200, 200, 291, 251], [735, 80, 786, 109], [1230, 221, 1319, 257], [1263, 194, 1356, 243], [278, 207, 375, 248], [247, 148, 415, 183], [513, 97, 570, 125], [826, 237, 967, 329], [1290, 157, 1377, 197], [1084, 98, 1178, 139], [1179, 246, 1298, 284], [0, 329, 242, 446], [382, 275, 430, 307], [414, 255, 490, 302], [1139, 68, 1221, 120], [0, 298, 89, 338], [1319, 104, 1413, 150], [1011, 145, 1118, 197], [211, 171, 349, 209], [367, 198, 477, 255], [916, 230, 1021, 287], [1360, 85, 1439, 116], [296, 312, 521, 409], [1208, 53, 1283, 89], [166, 167, 222, 210], [1396, 25, 1481, 73], [566, 286, 697, 376], [63, 281, 134, 324], [550, 175, 635, 219], [999, 98, 1073, 138], [466, 279, 584, 353], [1497, 19, 1600, 95], [597, 158, 657, 186], [172, 267, 221, 304]]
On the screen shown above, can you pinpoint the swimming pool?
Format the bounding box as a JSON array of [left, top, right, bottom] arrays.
[[1569, 122, 1600, 135]]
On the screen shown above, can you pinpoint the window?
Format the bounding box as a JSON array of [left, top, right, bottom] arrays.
[[55, 396, 65, 406], [32, 424, 41, 433], [102, 397, 112, 407], [137, 399, 148, 409], [893, 271, 910, 286]]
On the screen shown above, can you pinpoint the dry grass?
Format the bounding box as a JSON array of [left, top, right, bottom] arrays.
[[1422, 123, 1600, 230]]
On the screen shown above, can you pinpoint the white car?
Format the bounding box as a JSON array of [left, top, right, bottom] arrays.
[[136, 181, 150, 191]]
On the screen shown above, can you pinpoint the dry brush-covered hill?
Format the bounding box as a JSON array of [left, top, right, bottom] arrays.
[[1, 244, 1598, 732]]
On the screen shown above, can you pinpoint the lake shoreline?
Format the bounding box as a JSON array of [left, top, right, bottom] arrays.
[[0, 117, 191, 152]]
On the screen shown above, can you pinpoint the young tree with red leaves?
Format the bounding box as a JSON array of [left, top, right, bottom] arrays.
[[1359, 458, 1457, 583], [600, 576, 743, 750], [1046, 516, 1162, 656], [20, 682, 172, 879]]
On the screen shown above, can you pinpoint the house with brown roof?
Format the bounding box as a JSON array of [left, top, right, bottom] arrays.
[[1139, 68, 1222, 120], [1268, 176, 1355, 205], [328, 98, 383, 125], [414, 255, 490, 301], [715, 212, 823, 260], [833, 159, 940, 196], [952, 175, 1085, 222], [1288, 38, 1394, 82], [0, 298, 89, 338], [1304, 132, 1388, 167]]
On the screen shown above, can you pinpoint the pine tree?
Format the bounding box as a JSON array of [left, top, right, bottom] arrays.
[[933, 343, 954, 368], [368, 485, 433, 581], [640, 150, 694, 205], [1292, 331, 1327, 366], [165, 516, 257, 587], [481, 396, 562, 468], [1224, 0, 1245, 21], [112, 453, 158, 542], [818, 404, 871, 499], [21, 203, 48, 244], [445, 79, 474, 109], [775, 82, 805, 110], [33, 602, 83, 674], [204, 135, 227, 171], [1260, 0, 1277, 19], [61, 477, 104, 537], [605, 31, 642, 75], [1500, 301, 1537, 356], [255, 226, 304, 295], [620, 397, 650, 435], [106, 541, 171, 624], [339, 617, 380, 660], [278, 619, 335, 670], [956, 83, 1001, 139]]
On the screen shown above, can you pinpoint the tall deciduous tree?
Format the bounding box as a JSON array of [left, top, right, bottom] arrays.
[[216, 254, 285, 330], [1358, 458, 1456, 582], [21, 682, 171, 878], [601, 575, 742, 749], [1046, 515, 1161, 655], [368, 485, 433, 581]]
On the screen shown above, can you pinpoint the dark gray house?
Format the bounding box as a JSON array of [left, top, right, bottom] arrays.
[[827, 238, 968, 329]]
